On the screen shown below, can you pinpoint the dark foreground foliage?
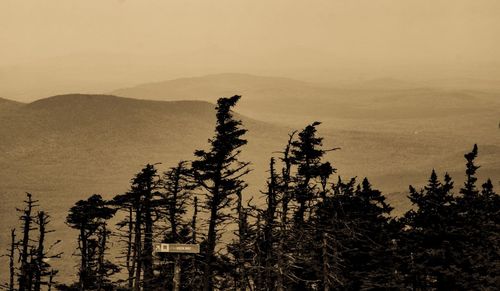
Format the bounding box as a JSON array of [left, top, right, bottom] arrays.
[[3, 96, 499, 291]]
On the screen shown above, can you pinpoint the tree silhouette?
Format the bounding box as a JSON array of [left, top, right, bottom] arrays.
[[33, 211, 61, 291], [66, 194, 116, 290], [286, 122, 336, 289], [453, 145, 500, 289], [18, 193, 38, 291], [191, 95, 250, 291], [112, 164, 162, 290], [155, 161, 195, 291], [290, 122, 335, 225]]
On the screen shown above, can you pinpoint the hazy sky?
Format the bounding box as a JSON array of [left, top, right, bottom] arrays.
[[1, 0, 500, 100]]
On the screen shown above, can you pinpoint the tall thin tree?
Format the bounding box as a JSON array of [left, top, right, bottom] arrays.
[[191, 95, 250, 291]]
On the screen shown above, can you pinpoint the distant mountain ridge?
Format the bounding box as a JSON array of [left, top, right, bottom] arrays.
[[110, 73, 500, 125], [111, 73, 316, 102]]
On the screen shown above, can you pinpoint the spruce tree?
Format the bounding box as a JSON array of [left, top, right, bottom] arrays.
[[287, 122, 335, 289], [162, 161, 194, 243], [66, 194, 116, 290], [191, 95, 250, 291], [453, 145, 500, 289], [112, 164, 163, 290], [401, 170, 458, 289], [290, 122, 334, 224], [155, 161, 195, 291], [261, 158, 280, 290], [312, 177, 398, 290], [276, 132, 296, 291]]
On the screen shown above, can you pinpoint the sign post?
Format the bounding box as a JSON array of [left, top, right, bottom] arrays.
[[154, 243, 200, 291]]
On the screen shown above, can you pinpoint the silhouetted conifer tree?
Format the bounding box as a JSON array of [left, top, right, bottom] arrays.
[[261, 158, 280, 289], [313, 176, 357, 290], [113, 164, 162, 290], [348, 178, 398, 289], [290, 122, 334, 224], [114, 203, 136, 289], [226, 189, 258, 291], [66, 194, 116, 290], [453, 145, 500, 289], [162, 161, 193, 243], [276, 131, 296, 291], [401, 170, 457, 289], [154, 161, 195, 291], [287, 122, 335, 289], [399, 145, 500, 289], [191, 95, 250, 291]]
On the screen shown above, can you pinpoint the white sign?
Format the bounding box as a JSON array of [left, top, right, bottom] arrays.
[[154, 243, 200, 254]]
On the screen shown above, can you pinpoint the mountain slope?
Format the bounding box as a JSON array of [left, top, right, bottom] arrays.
[[0, 97, 23, 113]]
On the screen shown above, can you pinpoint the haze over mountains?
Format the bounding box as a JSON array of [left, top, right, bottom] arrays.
[[112, 73, 500, 126], [110, 73, 500, 190], [1, 73, 499, 282], [2, 74, 499, 212]]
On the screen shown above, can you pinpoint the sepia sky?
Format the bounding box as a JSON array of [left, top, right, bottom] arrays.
[[1, 0, 500, 100]]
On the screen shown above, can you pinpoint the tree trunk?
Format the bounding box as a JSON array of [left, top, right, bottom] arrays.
[[9, 229, 16, 291], [27, 250, 35, 291], [34, 212, 46, 291], [173, 254, 181, 291], [191, 197, 199, 290], [202, 199, 218, 291], [171, 165, 181, 241], [236, 190, 246, 291], [143, 192, 154, 290], [277, 192, 289, 291], [322, 233, 329, 291], [134, 201, 143, 291], [96, 224, 108, 290], [47, 270, 55, 291], [263, 158, 277, 290], [202, 171, 222, 291], [19, 194, 34, 291], [79, 227, 87, 291], [127, 206, 135, 290], [192, 196, 198, 244]]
